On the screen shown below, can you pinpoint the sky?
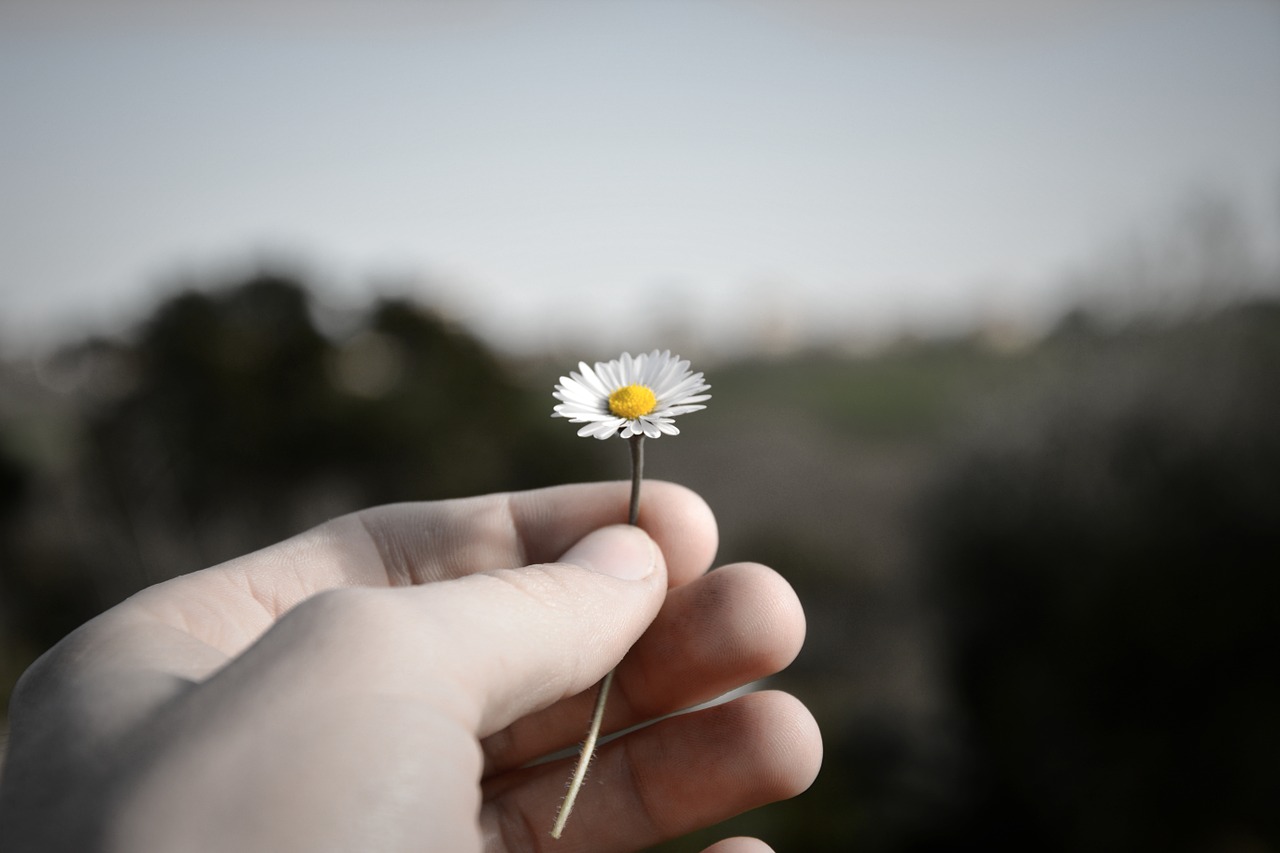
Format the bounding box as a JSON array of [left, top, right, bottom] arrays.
[[2, 0, 1278, 356]]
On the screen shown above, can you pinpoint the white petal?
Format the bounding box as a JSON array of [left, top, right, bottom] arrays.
[[619, 352, 637, 384], [638, 350, 667, 386], [652, 377, 697, 403], [553, 393, 607, 412], [596, 359, 622, 392], [558, 409, 617, 423], [621, 355, 639, 385], [654, 404, 706, 417], [644, 356, 676, 390], [614, 357, 634, 388], [557, 395, 607, 414], [579, 419, 622, 439], [658, 373, 707, 400], [554, 379, 606, 407], [652, 357, 686, 388], [661, 391, 710, 411], [575, 363, 607, 398], [634, 352, 654, 386]]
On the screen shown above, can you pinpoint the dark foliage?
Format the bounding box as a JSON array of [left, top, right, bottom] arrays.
[[920, 306, 1280, 851], [0, 273, 602, 657], [5, 280, 1279, 852]]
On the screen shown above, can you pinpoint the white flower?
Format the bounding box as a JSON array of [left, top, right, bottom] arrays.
[[552, 350, 711, 440]]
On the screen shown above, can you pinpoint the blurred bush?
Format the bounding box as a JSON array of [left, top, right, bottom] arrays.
[[650, 303, 1280, 853], [919, 304, 1280, 851], [3, 269, 1278, 852], [0, 272, 601, 682]]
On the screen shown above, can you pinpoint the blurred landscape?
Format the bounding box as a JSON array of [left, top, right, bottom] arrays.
[[2, 261, 1277, 851], [3, 4, 1279, 847]]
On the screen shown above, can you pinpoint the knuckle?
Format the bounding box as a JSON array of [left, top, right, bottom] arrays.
[[289, 586, 414, 647]]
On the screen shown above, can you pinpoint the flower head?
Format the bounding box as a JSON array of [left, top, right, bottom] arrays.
[[553, 350, 710, 440]]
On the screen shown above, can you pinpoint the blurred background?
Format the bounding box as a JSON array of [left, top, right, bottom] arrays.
[[2, 1, 1279, 850]]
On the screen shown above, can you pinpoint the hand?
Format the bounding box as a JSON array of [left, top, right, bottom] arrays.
[[0, 482, 820, 852]]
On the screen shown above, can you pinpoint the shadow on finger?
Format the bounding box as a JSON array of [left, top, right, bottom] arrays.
[[481, 563, 806, 776], [480, 690, 821, 853]]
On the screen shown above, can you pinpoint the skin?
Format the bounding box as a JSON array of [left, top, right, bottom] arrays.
[[0, 482, 821, 852]]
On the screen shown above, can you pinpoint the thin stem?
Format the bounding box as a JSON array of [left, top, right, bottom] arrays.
[[628, 434, 644, 526], [549, 669, 614, 839], [551, 434, 645, 839]]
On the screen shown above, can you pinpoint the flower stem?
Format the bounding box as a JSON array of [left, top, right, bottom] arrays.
[[549, 667, 614, 839], [628, 434, 644, 526], [551, 434, 645, 839]]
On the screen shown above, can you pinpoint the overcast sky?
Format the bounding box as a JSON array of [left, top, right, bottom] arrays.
[[2, 0, 1278, 355]]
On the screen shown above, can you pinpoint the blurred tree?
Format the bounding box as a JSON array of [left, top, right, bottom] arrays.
[[0, 271, 602, 655], [0, 440, 27, 535], [921, 304, 1280, 852]]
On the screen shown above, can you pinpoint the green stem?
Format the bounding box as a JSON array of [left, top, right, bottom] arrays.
[[551, 434, 645, 839]]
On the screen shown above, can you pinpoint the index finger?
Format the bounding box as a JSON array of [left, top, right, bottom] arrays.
[[363, 480, 718, 588], [126, 481, 719, 654]]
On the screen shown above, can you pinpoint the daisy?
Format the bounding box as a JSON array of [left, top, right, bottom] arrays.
[[552, 350, 711, 440], [548, 349, 710, 839]]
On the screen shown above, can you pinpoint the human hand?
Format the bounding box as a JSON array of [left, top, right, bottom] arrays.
[[0, 482, 820, 852]]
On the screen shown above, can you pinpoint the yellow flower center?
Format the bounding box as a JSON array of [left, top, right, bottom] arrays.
[[608, 384, 658, 419]]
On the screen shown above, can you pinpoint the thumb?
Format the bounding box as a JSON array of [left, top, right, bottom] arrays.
[[420, 524, 667, 736]]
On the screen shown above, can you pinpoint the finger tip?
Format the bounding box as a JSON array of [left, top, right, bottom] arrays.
[[744, 690, 824, 800], [638, 480, 719, 583], [734, 563, 809, 672], [676, 563, 807, 680], [561, 524, 663, 582], [701, 838, 775, 853]]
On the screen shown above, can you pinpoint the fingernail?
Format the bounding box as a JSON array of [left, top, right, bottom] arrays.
[[560, 525, 658, 581]]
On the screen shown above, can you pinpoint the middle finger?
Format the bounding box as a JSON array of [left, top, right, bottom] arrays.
[[480, 561, 805, 775]]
